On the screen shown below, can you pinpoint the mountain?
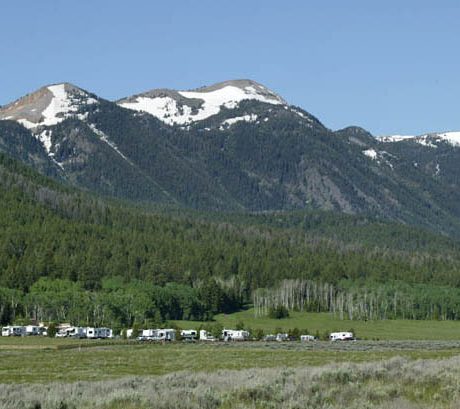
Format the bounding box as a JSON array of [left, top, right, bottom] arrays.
[[2, 80, 460, 237], [116, 79, 286, 126]]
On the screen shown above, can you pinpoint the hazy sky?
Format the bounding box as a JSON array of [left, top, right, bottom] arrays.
[[1, 0, 459, 135]]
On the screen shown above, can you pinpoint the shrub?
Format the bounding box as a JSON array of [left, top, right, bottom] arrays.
[[268, 305, 289, 319]]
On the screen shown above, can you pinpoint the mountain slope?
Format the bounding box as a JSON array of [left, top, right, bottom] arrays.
[[2, 80, 460, 237]]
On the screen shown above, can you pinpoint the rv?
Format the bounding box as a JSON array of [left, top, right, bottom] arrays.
[[222, 329, 250, 341], [25, 325, 40, 336], [300, 335, 316, 342], [138, 329, 156, 340], [180, 329, 197, 341], [1, 326, 25, 337], [55, 326, 86, 338], [329, 332, 354, 341], [85, 327, 113, 339], [276, 333, 289, 342], [263, 334, 277, 342], [199, 329, 216, 341], [68, 327, 86, 338], [138, 329, 175, 342]]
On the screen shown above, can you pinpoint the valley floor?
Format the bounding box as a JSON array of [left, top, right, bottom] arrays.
[[1, 345, 459, 409], [174, 308, 460, 340], [2, 311, 460, 408]]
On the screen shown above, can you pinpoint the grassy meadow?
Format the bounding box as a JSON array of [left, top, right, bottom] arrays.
[[173, 308, 460, 340], [1, 352, 460, 408], [2, 311, 460, 408]]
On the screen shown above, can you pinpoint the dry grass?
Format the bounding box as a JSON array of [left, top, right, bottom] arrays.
[[1, 355, 460, 408]]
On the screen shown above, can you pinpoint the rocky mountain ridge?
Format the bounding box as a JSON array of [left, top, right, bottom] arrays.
[[1, 79, 460, 237]]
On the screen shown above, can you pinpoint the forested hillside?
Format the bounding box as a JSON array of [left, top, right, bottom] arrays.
[[3, 81, 460, 239], [2, 153, 460, 328]]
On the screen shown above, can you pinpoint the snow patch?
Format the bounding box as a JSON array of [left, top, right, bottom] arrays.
[[119, 85, 283, 126], [37, 129, 53, 153], [378, 135, 415, 142], [363, 148, 377, 159], [363, 148, 394, 169], [17, 118, 37, 129], [88, 124, 132, 164], [379, 131, 460, 148], [435, 163, 441, 176], [119, 96, 192, 126], [219, 114, 258, 130]]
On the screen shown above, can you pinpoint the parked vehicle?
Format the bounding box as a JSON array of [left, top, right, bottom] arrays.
[[276, 333, 289, 342], [263, 334, 277, 341], [300, 335, 316, 342], [86, 327, 113, 339], [138, 328, 175, 342], [1, 326, 25, 337], [222, 329, 250, 341], [199, 329, 216, 341], [25, 325, 40, 336], [180, 329, 197, 341], [329, 332, 354, 341]]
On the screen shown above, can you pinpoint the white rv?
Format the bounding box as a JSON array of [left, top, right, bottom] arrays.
[[276, 333, 289, 342], [138, 328, 175, 341], [180, 329, 197, 341], [156, 329, 175, 341], [199, 329, 216, 341], [263, 334, 277, 342], [56, 326, 86, 338], [25, 325, 40, 336], [85, 327, 113, 339], [300, 335, 316, 342], [222, 329, 250, 341], [329, 332, 354, 341], [2, 326, 25, 337]]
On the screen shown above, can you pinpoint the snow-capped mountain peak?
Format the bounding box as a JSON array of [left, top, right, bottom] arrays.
[[117, 79, 286, 125], [378, 131, 460, 148], [0, 83, 98, 130]]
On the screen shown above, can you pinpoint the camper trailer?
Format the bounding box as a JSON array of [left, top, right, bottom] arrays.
[[263, 334, 277, 342], [276, 333, 289, 342], [138, 329, 175, 342], [199, 329, 216, 341], [329, 332, 354, 341], [180, 329, 197, 341], [85, 327, 113, 339], [138, 329, 156, 340], [25, 325, 40, 336], [1, 326, 25, 337], [55, 326, 86, 338], [222, 329, 250, 341], [300, 335, 316, 342]]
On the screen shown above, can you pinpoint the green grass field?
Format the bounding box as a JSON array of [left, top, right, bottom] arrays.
[[172, 308, 460, 340], [1, 338, 460, 384], [1, 310, 460, 386]]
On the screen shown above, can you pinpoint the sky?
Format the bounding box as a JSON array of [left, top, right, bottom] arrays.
[[1, 0, 459, 135]]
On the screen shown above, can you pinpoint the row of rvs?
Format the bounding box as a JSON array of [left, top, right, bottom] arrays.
[[2, 324, 354, 342], [1, 325, 47, 337], [134, 329, 354, 342], [1, 325, 113, 339], [55, 326, 113, 339]]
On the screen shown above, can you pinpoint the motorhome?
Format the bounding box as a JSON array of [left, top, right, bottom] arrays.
[[329, 332, 354, 341], [1, 326, 25, 337], [180, 329, 197, 341], [222, 329, 250, 341]]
